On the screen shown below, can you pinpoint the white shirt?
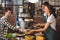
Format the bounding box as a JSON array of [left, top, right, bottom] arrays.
[[47, 14, 56, 30], [44, 13, 47, 18], [44, 13, 47, 16]]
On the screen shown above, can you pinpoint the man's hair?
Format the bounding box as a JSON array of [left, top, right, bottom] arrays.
[[3, 7, 12, 12]]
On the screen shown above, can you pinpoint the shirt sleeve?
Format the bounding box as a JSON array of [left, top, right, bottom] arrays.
[[47, 15, 54, 23], [2, 18, 16, 30]]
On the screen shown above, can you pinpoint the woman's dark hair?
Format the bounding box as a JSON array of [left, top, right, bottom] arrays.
[[42, 2, 57, 18], [46, 5, 57, 18], [41, 2, 49, 7]]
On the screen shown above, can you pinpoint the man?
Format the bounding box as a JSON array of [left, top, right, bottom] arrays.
[[0, 7, 23, 40]]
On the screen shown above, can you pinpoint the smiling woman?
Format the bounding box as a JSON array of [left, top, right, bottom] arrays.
[[27, 0, 38, 3]]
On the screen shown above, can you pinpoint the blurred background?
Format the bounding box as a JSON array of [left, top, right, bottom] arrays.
[[0, 0, 60, 40]]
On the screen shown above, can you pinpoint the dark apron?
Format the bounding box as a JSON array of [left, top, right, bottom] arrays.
[[44, 26, 56, 40], [42, 16, 47, 23], [0, 38, 5, 40], [42, 15, 56, 40]]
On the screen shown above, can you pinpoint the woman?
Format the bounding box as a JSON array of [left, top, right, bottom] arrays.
[[42, 2, 49, 23], [30, 2, 57, 40]]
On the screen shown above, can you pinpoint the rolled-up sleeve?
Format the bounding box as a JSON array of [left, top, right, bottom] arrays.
[[2, 18, 16, 30], [47, 15, 53, 23]]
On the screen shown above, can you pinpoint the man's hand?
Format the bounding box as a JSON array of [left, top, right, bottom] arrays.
[[19, 28, 25, 32]]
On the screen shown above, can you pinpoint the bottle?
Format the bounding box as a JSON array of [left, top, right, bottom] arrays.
[[19, 18, 25, 29]]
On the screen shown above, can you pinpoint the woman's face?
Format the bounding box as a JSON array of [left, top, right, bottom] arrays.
[[44, 6, 50, 14]]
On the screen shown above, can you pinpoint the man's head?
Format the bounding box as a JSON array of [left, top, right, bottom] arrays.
[[3, 7, 12, 17]]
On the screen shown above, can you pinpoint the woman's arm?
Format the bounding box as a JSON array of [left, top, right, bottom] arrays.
[[34, 23, 40, 27], [30, 22, 50, 33], [34, 23, 46, 27], [39, 23, 46, 27]]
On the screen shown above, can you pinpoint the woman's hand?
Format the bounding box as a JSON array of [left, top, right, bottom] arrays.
[[29, 30, 35, 34]]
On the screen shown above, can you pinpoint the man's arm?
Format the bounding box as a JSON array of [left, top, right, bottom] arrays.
[[2, 18, 18, 31]]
